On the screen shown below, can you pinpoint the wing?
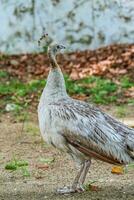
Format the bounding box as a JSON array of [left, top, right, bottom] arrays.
[[49, 99, 134, 164]]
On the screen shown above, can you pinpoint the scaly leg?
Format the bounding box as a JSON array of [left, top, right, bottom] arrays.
[[57, 160, 91, 194]]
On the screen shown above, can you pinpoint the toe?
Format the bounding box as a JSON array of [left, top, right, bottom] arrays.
[[57, 186, 75, 194], [75, 184, 85, 193]]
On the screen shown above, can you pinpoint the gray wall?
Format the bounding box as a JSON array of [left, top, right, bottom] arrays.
[[0, 0, 134, 54]]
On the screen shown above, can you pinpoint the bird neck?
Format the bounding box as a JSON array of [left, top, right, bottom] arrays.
[[48, 52, 59, 69], [43, 53, 68, 102]]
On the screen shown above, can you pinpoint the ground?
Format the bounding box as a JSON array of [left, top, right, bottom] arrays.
[[0, 106, 134, 200], [0, 43, 134, 199]]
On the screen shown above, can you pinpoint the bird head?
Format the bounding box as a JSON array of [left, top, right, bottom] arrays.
[[48, 43, 66, 57], [38, 33, 66, 56]]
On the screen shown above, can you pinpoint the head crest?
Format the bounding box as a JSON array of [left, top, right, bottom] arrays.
[[38, 33, 52, 47]]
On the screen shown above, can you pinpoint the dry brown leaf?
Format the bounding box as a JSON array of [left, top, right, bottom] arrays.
[[72, 94, 88, 101], [88, 185, 101, 192], [111, 166, 124, 175], [124, 87, 134, 98], [35, 164, 49, 170], [0, 43, 133, 81]]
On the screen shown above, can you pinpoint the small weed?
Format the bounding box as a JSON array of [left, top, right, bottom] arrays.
[[120, 76, 134, 88], [0, 78, 46, 113], [128, 99, 134, 105], [5, 158, 30, 177], [89, 77, 117, 104], [65, 75, 118, 104], [13, 111, 30, 122], [5, 162, 17, 170], [84, 180, 98, 191], [0, 74, 134, 111], [39, 157, 55, 164], [5, 158, 28, 170], [21, 166, 30, 177], [65, 75, 86, 95], [0, 70, 9, 78]]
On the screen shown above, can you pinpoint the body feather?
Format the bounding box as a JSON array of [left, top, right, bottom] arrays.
[[38, 40, 134, 193], [39, 96, 134, 165]]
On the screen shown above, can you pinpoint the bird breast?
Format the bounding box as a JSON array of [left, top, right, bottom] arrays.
[[38, 105, 68, 151]]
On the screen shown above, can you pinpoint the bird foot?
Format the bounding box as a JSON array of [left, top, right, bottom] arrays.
[[57, 185, 85, 194]]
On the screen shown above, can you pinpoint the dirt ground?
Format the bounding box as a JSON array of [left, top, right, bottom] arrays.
[[0, 106, 134, 200]]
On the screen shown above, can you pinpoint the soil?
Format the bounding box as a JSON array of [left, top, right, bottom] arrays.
[[0, 106, 134, 200]]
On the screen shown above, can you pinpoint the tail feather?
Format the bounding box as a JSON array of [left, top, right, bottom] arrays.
[[127, 130, 134, 152]]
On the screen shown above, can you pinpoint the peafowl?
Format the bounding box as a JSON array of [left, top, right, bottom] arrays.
[[38, 33, 134, 194]]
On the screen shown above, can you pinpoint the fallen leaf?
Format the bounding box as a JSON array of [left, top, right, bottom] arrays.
[[36, 164, 49, 170], [0, 43, 133, 80], [111, 166, 124, 175], [88, 185, 101, 192]]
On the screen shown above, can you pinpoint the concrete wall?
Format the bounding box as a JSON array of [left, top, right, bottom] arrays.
[[0, 0, 134, 54]]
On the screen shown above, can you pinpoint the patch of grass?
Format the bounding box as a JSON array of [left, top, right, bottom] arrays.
[[0, 78, 45, 98], [65, 75, 86, 95], [0, 74, 134, 113], [21, 166, 30, 177], [5, 158, 30, 177], [84, 180, 98, 191], [5, 159, 28, 170], [65, 75, 118, 104], [0, 54, 9, 61], [39, 157, 55, 164], [5, 158, 28, 170], [120, 76, 134, 88], [13, 111, 30, 122], [0, 70, 9, 78], [128, 99, 134, 105], [89, 78, 117, 104], [0, 78, 46, 112], [5, 162, 18, 170]]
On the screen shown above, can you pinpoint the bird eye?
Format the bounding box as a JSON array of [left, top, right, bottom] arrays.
[[57, 45, 60, 49]]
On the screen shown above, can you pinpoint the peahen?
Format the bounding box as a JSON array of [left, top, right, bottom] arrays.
[[38, 33, 134, 194]]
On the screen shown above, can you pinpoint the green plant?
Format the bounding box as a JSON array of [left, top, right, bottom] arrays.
[[120, 76, 134, 88], [5, 158, 28, 169], [79, 76, 117, 104], [128, 99, 134, 105], [84, 180, 98, 191], [21, 166, 30, 177], [0, 73, 134, 113], [39, 157, 55, 164], [5, 158, 30, 177], [0, 71, 9, 78], [65, 75, 86, 95]]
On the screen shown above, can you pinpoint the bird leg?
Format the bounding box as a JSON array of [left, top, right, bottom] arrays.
[[72, 160, 91, 192], [57, 160, 91, 194]]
